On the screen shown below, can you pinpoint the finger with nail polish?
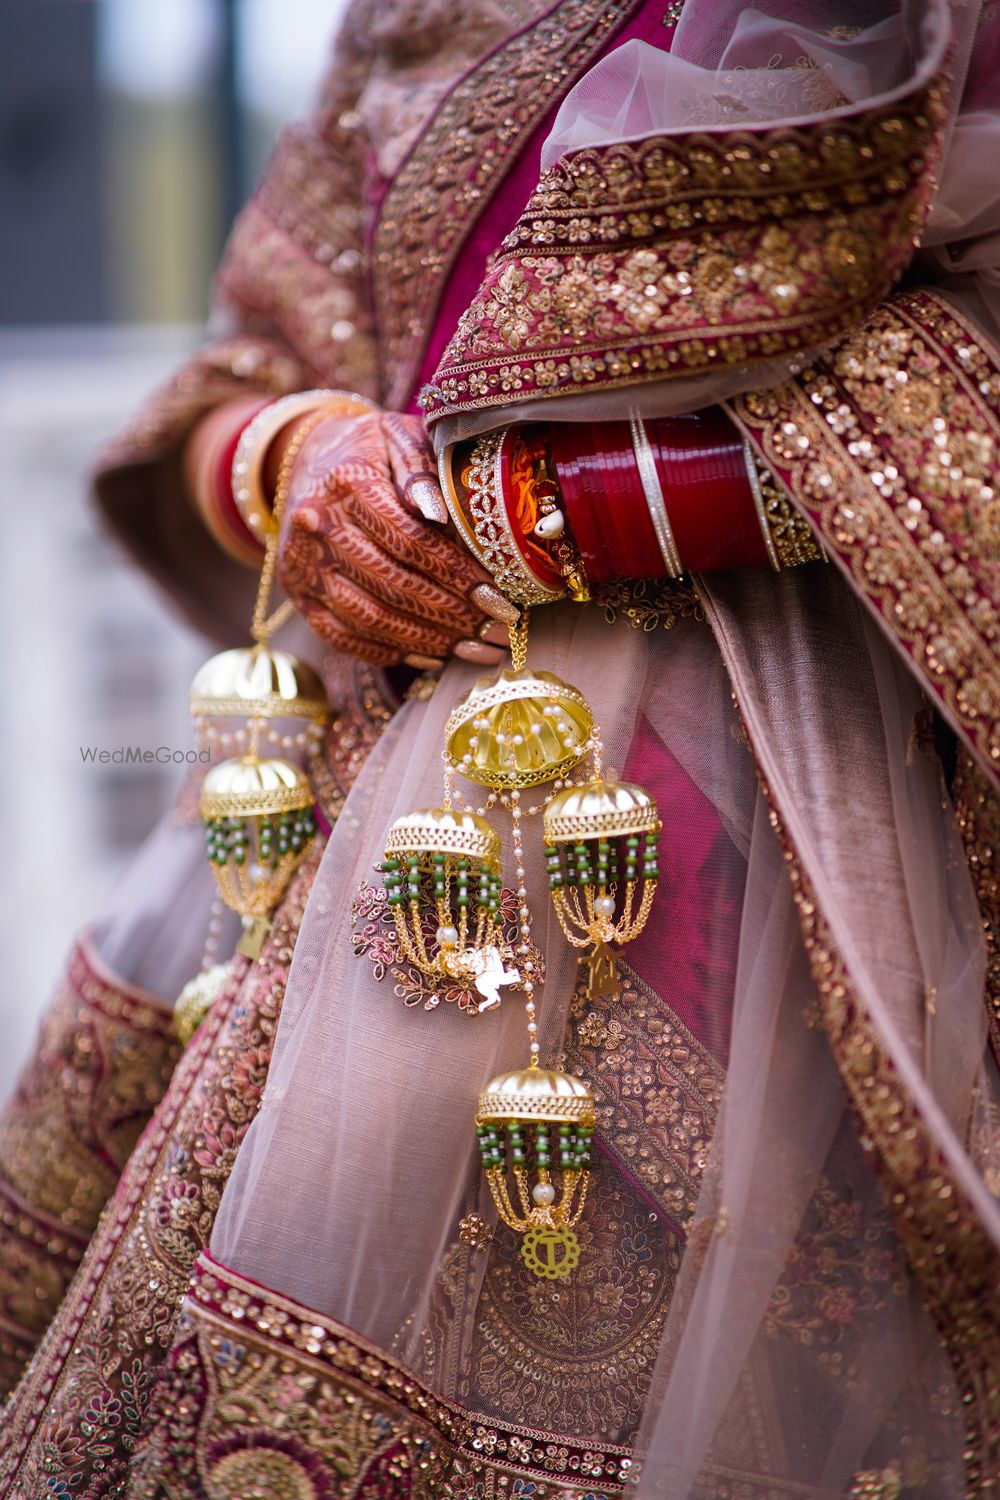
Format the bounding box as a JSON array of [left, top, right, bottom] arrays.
[[454, 640, 506, 664], [404, 653, 445, 670], [478, 620, 510, 646], [470, 583, 519, 624]]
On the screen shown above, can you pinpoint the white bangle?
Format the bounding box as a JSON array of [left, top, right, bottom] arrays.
[[231, 388, 379, 540], [629, 415, 683, 579]]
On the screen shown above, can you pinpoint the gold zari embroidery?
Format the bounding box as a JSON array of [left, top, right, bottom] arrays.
[[423, 86, 945, 421], [732, 289, 1000, 778], [0, 937, 178, 1397], [375, 0, 642, 409], [952, 750, 1000, 1068], [744, 747, 1000, 1496]]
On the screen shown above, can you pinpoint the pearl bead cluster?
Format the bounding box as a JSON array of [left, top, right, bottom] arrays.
[[193, 716, 326, 756], [200, 892, 226, 971], [509, 788, 540, 1062]]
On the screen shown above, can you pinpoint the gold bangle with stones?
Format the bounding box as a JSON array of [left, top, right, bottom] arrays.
[[232, 389, 380, 543], [439, 430, 565, 609]]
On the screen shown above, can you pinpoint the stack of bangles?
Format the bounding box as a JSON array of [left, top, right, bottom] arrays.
[[190, 387, 379, 564], [438, 410, 825, 609]]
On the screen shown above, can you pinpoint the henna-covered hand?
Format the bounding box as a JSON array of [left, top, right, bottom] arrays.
[[279, 412, 515, 668]]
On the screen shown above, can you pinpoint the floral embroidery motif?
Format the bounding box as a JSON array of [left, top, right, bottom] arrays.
[[591, 577, 702, 634], [732, 289, 1000, 780], [352, 880, 544, 1014], [763, 1176, 907, 1345], [0, 934, 178, 1397], [374, 0, 643, 409], [125, 1254, 633, 1500], [459, 1213, 492, 1252], [422, 86, 946, 422], [565, 961, 725, 1229], [457, 1155, 682, 1444]]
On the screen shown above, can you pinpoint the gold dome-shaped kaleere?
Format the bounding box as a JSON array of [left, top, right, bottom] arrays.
[[175, 403, 338, 1039], [543, 777, 661, 997], [190, 645, 327, 723], [476, 1066, 595, 1279], [445, 668, 594, 791], [189, 645, 328, 761], [201, 756, 317, 958], [380, 808, 517, 1011]]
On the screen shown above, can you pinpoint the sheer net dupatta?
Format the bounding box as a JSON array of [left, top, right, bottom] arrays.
[[627, 566, 996, 1499]]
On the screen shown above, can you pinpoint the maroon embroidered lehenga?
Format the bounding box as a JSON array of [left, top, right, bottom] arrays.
[[3, 2, 1000, 1497]]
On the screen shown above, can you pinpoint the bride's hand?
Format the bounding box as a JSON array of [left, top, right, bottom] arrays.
[[279, 411, 515, 668]]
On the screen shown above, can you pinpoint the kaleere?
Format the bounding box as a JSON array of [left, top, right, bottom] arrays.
[[384, 602, 660, 1278], [174, 406, 334, 1040]]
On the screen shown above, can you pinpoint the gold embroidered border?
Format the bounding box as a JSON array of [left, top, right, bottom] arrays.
[[952, 750, 1000, 1068], [730, 289, 1000, 784], [0, 933, 178, 1398], [125, 1254, 866, 1500], [737, 737, 1000, 1495], [565, 959, 724, 1228], [126, 1253, 634, 1500], [374, 0, 642, 410], [218, 129, 378, 400], [422, 85, 946, 421]]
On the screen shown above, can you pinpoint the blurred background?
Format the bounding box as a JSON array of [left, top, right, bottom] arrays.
[[0, 0, 344, 1090]]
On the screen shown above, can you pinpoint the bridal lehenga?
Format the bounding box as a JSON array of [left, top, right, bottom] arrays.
[[3, 2, 1000, 1497]]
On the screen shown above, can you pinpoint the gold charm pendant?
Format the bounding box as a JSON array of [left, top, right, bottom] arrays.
[[476, 1067, 595, 1280], [543, 778, 661, 997]]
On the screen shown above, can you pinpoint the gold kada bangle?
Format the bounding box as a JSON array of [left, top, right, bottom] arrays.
[[232, 388, 379, 542], [438, 429, 565, 609]]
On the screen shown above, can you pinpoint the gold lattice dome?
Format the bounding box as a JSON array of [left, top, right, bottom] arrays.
[[543, 778, 660, 843], [189, 647, 327, 722], [446, 669, 593, 790], [200, 756, 314, 820], [385, 807, 501, 862], [477, 1067, 596, 1125]]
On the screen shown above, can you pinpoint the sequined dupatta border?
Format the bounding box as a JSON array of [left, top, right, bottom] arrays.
[[699, 575, 1000, 1496], [371, 0, 644, 412], [729, 288, 1000, 794], [420, 80, 947, 423], [565, 960, 725, 1235], [951, 751, 1000, 1069]]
